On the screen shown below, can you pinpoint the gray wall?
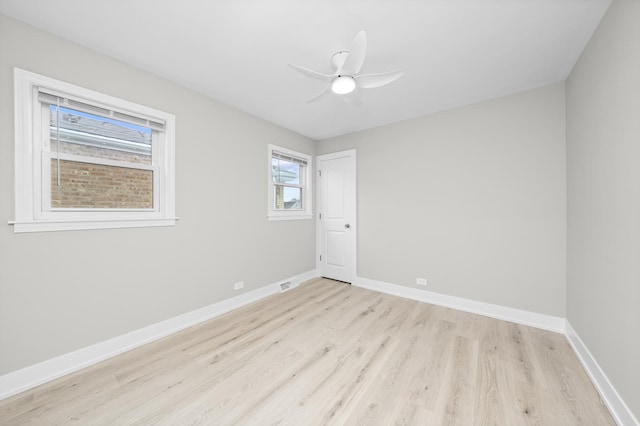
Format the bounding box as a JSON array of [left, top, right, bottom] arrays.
[[318, 84, 567, 317], [566, 0, 640, 419], [0, 15, 316, 375]]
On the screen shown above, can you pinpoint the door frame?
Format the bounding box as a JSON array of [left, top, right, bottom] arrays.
[[315, 149, 357, 283]]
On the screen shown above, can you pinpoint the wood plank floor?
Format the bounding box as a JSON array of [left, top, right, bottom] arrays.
[[0, 278, 615, 425]]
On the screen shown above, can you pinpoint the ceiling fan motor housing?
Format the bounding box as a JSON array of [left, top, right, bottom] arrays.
[[331, 51, 349, 70]]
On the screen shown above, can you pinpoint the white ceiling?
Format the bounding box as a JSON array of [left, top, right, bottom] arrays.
[[0, 0, 611, 140]]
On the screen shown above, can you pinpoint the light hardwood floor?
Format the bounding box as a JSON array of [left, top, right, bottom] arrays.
[[0, 278, 615, 425]]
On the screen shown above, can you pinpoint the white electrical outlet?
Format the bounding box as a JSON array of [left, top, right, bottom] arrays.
[[416, 278, 427, 286], [233, 281, 244, 291]]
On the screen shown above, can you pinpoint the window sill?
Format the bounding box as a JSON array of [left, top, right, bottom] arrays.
[[9, 217, 178, 233], [267, 214, 313, 221]]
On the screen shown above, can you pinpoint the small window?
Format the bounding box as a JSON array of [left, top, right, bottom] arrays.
[[268, 144, 312, 220], [12, 68, 176, 232]]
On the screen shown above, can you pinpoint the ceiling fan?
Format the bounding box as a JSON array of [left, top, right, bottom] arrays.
[[289, 31, 403, 104]]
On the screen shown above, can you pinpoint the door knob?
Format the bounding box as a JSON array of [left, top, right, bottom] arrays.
[[345, 223, 351, 229]]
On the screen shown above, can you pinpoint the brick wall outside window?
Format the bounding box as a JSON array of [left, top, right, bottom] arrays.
[[51, 159, 153, 209]]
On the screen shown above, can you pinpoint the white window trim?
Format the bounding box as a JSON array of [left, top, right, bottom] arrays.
[[11, 68, 177, 233], [267, 144, 313, 221]]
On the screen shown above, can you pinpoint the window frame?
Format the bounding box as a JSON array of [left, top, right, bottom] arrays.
[[267, 144, 312, 221], [12, 68, 176, 233]]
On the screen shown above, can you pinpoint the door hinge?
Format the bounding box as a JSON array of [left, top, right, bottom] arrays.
[[320, 255, 322, 261], [318, 170, 322, 177], [319, 212, 322, 220]]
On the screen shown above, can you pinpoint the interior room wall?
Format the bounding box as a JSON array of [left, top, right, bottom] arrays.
[[0, 14, 316, 376], [566, 0, 640, 420], [317, 84, 567, 317]]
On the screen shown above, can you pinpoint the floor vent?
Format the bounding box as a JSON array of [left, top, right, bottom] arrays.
[[279, 282, 292, 292]]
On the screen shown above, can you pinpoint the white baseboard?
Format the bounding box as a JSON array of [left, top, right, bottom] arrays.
[[565, 322, 639, 426], [0, 269, 318, 401], [352, 276, 566, 333]]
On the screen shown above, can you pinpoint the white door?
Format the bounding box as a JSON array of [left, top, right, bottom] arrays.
[[316, 150, 356, 283]]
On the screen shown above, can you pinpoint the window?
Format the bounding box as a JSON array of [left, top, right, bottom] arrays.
[[12, 68, 176, 232], [268, 144, 312, 220]]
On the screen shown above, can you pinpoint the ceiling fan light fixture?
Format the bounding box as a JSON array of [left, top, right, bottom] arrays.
[[331, 75, 356, 94]]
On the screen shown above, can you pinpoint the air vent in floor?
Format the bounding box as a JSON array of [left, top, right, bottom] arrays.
[[279, 282, 291, 292]]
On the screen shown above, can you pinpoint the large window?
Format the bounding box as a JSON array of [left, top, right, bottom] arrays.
[[12, 68, 176, 232], [268, 144, 312, 220]]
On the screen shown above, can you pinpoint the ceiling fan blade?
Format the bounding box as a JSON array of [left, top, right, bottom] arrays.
[[343, 89, 363, 107], [356, 71, 404, 89], [306, 85, 332, 103], [288, 63, 333, 82], [339, 30, 367, 76]]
